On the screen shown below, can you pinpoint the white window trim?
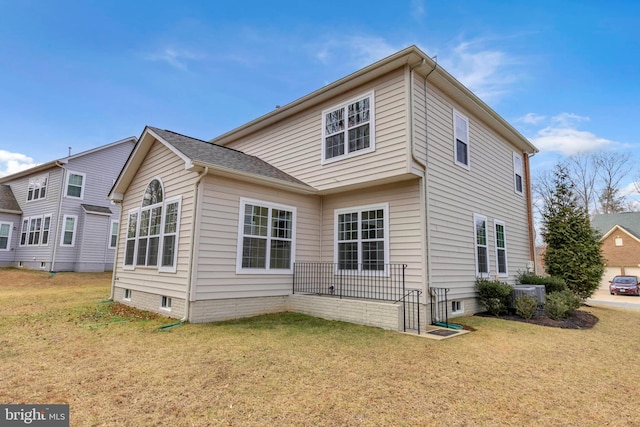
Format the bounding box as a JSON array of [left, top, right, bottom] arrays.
[[0, 221, 12, 251], [108, 219, 119, 249], [494, 220, 508, 278], [473, 213, 489, 278], [158, 196, 182, 274], [18, 215, 51, 247], [513, 152, 524, 195], [321, 91, 376, 165], [160, 296, 172, 311], [236, 197, 297, 275], [123, 289, 132, 301], [65, 171, 86, 200], [453, 109, 470, 170], [60, 214, 78, 247], [451, 300, 464, 315], [333, 202, 390, 276], [26, 173, 49, 202], [123, 210, 138, 271]]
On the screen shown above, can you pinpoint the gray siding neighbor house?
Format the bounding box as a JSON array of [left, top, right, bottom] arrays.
[[0, 137, 136, 272], [109, 46, 538, 332]]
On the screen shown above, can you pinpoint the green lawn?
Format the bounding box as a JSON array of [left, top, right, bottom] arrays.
[[1, 268, 639, 426]]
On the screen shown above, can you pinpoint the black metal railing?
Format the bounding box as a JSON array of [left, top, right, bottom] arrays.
[[293, 262, 422, 333], [293, 262, 408, 300], [430, 287, 450, 327]]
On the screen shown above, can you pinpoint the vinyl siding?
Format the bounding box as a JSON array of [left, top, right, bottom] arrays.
[[6, 167, 62, 266], [425, 83, 531, 299], [192, 174, 321, 300], [320, 180, 425, 291], [75, 211, 109, 272], [114, 141, 197, 298], [226, 68, 413, 191]]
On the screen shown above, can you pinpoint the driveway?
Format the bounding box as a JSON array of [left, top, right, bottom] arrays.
[[587, 285, 640, 310]]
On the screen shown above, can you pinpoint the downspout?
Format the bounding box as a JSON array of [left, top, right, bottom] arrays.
[[408, 60, 429, 310], [109, 201, 124, 300], [524, 152, 537, 273], [50, 161, 67, 273], [183, 166, 209, 322]]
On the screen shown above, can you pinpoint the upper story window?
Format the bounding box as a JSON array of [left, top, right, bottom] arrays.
[[322, 92, 375, 164], [123, 178, 182, 273], [453, 110, 470, 169], [473, 213, 489, 277], [66, 171, 86, 199], [236, 198, 296, 274], [27, 174, 48, 201], [335, 203, 389, 273], [513, 153, 524, 195], [0, 222, 12, 250]]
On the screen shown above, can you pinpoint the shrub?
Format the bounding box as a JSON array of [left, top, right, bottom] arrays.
[[517, 273, 568, 293], [544, 290, 581, 320], [515, 294, 537, 319], [475, 278, 513, 316]]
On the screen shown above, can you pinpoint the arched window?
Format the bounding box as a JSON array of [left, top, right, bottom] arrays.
[[123, 179, 181, 272]]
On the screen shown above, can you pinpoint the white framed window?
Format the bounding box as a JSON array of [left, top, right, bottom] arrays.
[[27, 174, 48, 201], [123, 179, 182, 273], [322, 91, 375, 163], [513, 153, 524, 195], [615, 237, 623, 247], [60, 215, 77, 246], [453, 110, 470, 169], [236, 198, 296, 274], [124, 289, 132, 300], [65, 171, 86, 199], [451, 300, 464, 314], [19, 215, 51, 247], [473, 214, 489, 277], [160, 296, 172, 310], [109, 220, 119, 249], [0, 222, 12, 250], [494, 220, 508, 277], [334, 203, 389, 273]]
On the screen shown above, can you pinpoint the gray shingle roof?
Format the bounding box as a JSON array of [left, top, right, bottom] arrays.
[[147, 127, 312, 189], [591, 213, 640, 239], [0, 185, 22, 213]]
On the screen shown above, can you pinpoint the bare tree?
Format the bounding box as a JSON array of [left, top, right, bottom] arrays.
[[595, 151, 633, 213], [567, 153, 599, 214]]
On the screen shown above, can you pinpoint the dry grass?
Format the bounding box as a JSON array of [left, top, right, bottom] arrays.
[[1, 268, 639, 426]]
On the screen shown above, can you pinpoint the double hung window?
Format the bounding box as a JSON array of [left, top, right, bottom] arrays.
[[335, 203, 389, 272], [322, 92, 375, 163], [66, 172, 86, 199], [453, 110, 470, 168], [495, 221, 508, 276], [513, 153, 524, 195], [19, 215, 51, 246], [474, 214, 489, 277], [0, 222, 11, 250], [237, 198, 296, 273]]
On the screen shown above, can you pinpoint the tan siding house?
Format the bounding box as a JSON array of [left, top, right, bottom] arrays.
[[109, 46, 538, 331]]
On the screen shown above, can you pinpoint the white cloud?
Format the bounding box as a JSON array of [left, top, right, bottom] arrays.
[[0, 150, 37, 177], [529, 113, 617, 156], [144, 47, 203, 70], [439, 39, 523, 103], [313, 36, 400, 69], [411, 0, 425, 19], [518, 113, 546, 125]]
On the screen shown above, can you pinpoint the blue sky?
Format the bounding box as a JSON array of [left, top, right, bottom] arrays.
[[1, 0, 639, 195]]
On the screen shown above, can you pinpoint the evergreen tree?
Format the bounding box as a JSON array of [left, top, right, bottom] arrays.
[[542, 164, 605, 300]]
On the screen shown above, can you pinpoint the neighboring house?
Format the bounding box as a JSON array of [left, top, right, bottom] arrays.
[[0, 137, 136, 272], [109, 46, 538, 332], [591, 212, 640, 282]]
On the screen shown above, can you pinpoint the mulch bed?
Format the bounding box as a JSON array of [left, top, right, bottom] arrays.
[[475, 307, 599, 329]]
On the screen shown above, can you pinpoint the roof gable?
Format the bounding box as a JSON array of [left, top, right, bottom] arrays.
[[0, 185, 22, 214], [592, 213, 640, 239], [110, 126, 315, 201]]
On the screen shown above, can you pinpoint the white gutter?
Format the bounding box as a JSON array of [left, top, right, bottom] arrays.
[[183, 166, 209, 322]]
